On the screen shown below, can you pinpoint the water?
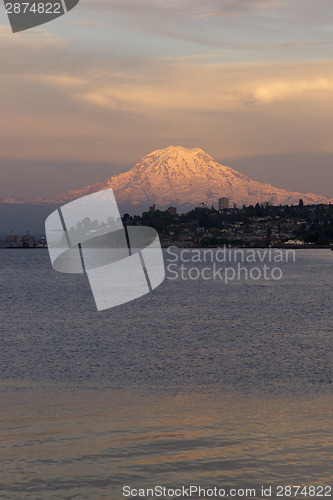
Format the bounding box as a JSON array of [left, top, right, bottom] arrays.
[[0, 249, 332, 499]]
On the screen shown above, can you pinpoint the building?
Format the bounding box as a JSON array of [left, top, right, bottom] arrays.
[[218, 197, 229, 210], [167, 206, 177, 216], [149, 204, 156, 212]]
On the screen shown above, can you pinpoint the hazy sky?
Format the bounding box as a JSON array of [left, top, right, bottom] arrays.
[[1, 0, 333, 199]]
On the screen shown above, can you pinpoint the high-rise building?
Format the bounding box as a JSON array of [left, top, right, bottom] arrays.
[[218, 197, 229, 210]]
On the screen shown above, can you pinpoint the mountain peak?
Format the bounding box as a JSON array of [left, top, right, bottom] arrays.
[[54, 146, 332, 211], [132, 145, 226, 180], [148, 145, 205, 157], [146, 145, 213, 163]]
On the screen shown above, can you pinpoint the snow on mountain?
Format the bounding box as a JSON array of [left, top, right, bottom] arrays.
[[54, 146, 332, 211], [2, 147, 331, 212]]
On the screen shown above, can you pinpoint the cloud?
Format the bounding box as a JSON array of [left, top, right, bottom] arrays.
[[246, 41, 333, 49], [1, 0, 333, 199], [32, 60, 333, 112], [71, 22, 100, 26], [73, 0, 284, 48], [251, 76, 333, 104], [188, 0, 284, 18], [5, 55, 330, 173], [81, 0, 283, 17], [35, 74, 85, 87], [0, 24, 66, 49]]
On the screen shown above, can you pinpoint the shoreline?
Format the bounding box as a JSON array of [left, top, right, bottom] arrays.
[[1, 245, 332, 250]]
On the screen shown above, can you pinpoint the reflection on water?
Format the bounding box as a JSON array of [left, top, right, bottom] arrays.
[[0, 249, 332, 499], [0, 249, 332, 393], [0, 384, 332, 500]]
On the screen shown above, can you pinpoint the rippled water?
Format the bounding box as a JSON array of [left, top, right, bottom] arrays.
[[0, 249, 332, 499]]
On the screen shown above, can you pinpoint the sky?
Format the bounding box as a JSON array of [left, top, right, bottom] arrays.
[[1, 0, 333, 199]]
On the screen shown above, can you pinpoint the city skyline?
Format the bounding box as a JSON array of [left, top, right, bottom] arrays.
[[1, 0, 333, 199]]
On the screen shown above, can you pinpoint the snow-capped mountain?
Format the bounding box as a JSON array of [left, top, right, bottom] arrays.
[[54, 146, 332, 211]]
